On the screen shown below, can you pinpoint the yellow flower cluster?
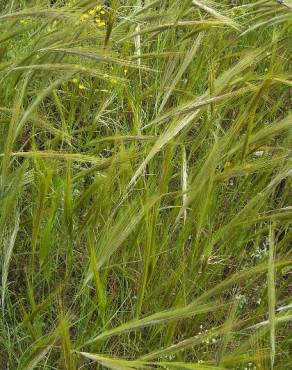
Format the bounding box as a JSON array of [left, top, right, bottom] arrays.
[[230, 7, 244, 17], [95, 18, 106, 27], [47, 19, 58, 33], [80, 13, 89, 21], [72, 78, 86, 90], [89, 5, 102, 14], [80, 5, 107, 27]]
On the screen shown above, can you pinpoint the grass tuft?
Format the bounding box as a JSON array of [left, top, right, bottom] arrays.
[[0, 0, 291, 369]]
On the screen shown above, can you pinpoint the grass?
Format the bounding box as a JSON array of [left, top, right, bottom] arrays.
[[0, 0, 291, 369]]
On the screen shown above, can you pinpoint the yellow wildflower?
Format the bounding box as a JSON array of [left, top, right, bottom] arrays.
[[80, 14, 89, 22], [95, 19, 106, 27], [124, 68, 128, 75], [78, 84, 86, 90], [72, 78, 78, 84]]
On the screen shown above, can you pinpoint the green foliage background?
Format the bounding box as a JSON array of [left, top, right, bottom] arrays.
[[0, 0, 291, 369]]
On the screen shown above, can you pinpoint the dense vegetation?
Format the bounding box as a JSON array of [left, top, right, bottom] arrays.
[[0, 0, 291, 369]]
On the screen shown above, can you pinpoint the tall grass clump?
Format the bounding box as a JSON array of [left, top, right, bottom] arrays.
[[0, 0, 291, 369]]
